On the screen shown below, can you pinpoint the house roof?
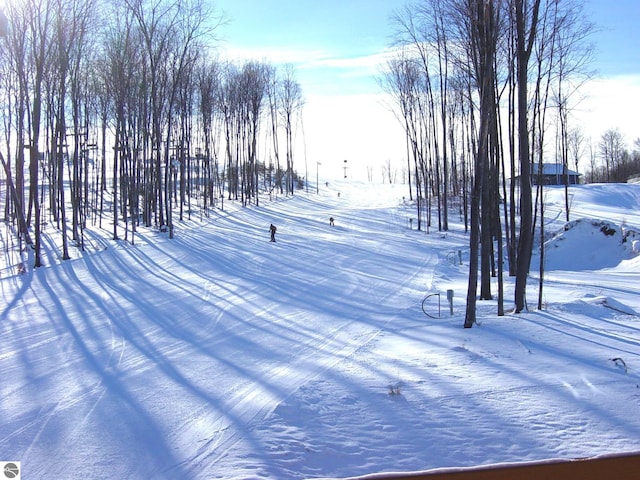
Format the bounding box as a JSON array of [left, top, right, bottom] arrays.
[[532, 163, 581, 176]]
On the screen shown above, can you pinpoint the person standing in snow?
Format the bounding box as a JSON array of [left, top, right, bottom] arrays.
[[329, 217, 335, 227], [269, 223, 277, 242]]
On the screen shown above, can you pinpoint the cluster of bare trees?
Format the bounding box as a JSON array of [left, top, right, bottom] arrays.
[[587, 129, 640, 183], [0, 0, 305, 268], [383, 0, 594, 325]]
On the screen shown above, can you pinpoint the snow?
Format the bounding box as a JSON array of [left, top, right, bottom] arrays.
[[1, 182, 639, 479]]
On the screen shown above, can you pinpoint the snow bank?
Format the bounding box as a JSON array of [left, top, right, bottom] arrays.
[[543, 218, 639, 271]]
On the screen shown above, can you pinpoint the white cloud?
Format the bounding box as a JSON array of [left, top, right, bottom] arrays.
[[296, 92, 406, 181], [574, 74, 640, 145]]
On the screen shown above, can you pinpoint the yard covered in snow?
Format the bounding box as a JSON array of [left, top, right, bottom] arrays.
[[1, 181, 639, 479]]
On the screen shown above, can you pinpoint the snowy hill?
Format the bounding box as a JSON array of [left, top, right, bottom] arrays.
[[1, 182, 639, 479]]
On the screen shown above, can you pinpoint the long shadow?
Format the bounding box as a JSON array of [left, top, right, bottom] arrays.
[[8, 187, 638, 478], [533, 309, 640, 357], [34, 271, 189, 478], [2, 235, 304, 476]]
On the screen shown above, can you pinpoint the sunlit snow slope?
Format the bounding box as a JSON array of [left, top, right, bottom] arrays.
[[1, 181, 639, 479]]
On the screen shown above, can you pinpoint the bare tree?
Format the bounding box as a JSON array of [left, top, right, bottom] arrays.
[[101, 7, 142, 241], [279, 64, 303, 195], [240, 61, 268, 205], [0, 4, 33, 253], [462, 0, 502, 327], [382, 51, 427, 230], [25, 0, 58, 267], [567, 126, 585, 175], [513, 0, 543, 313], [196, 58, 223, 211], [599, 129, 625, 183], [265, 64, 283, 194], [550, 0, 594, 222]]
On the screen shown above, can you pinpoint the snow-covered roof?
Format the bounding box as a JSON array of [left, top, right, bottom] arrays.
[[533, 163, 581, 176]]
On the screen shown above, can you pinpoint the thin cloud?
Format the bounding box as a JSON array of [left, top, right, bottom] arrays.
[[302, 48, 397, 71], [222, 45, 332, 66], [223, 44, 399, 74]]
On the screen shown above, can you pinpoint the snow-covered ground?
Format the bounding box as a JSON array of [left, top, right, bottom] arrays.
[[1, 181, 639, 479]]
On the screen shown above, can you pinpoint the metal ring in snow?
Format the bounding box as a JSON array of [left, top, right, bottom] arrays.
[[421, 292, 441, 319]]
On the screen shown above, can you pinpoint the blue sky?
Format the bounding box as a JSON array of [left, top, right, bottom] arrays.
[[215, 0, 396, 96], [583, 0, 640, 76], [217, 0, 392, 54], [215, 0, 640, 180]]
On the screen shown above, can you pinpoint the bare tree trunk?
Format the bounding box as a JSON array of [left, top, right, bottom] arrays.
[[514, 0, 542, 313], [465, 0, 499, 327], [0, 152, 32, 246], [537, 180, 545, 310]]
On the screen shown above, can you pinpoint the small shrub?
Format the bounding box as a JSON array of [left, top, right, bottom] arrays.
[[388, 383, 402, 396], [600, 225, 616, 236]]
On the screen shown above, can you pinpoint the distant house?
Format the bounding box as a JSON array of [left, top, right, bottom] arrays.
[[513, 163, 582, 186]]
